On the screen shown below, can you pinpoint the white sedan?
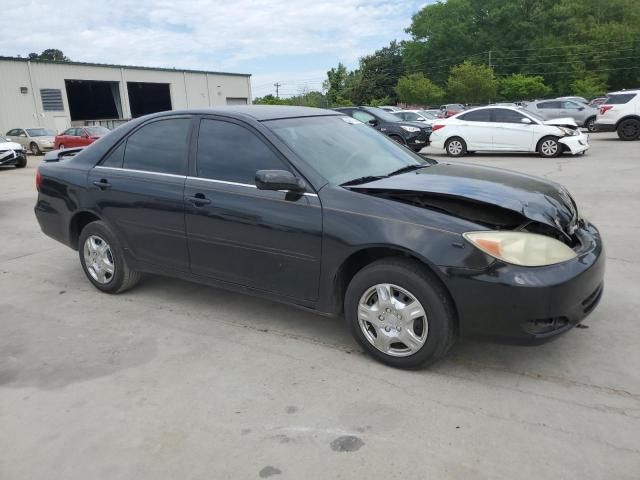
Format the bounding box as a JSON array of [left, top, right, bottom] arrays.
[[430, 106, 590, 158]]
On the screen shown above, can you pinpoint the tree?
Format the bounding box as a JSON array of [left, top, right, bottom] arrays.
[[349, 41, 404, 105], [499, 74, 551, 101], [571, 75, 608, 99], [395, 73, 444, 105], [447, 61, 497, 103], [28, 49, 70, 62], [253, 94, 290, 105], [323, 63, 350, 106]]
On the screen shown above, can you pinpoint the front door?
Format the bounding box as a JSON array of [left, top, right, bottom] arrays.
[[490, 109, 535, 151], [184, 117, 322, 302], [87, 116, 193, 272]]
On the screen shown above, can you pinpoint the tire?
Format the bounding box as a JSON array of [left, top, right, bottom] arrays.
[[344, 257, 456, 369], [15, 156, 27, 168], [617, 118, 640, 141], [537, 136, 561, 158], [585, 117, 597, 133], [29, 142, 42, 155], [445, 137, 467, 157], [78, 221, 141, 294]]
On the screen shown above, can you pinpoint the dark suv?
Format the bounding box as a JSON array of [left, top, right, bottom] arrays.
[[334, 106, 431, 152]]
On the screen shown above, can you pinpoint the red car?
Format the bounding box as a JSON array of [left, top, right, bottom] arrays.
[[439, 104, 466, 118], [54, 126, 110, 149]]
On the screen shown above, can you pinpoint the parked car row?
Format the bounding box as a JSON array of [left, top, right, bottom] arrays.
[[3, 126, 111, 162]]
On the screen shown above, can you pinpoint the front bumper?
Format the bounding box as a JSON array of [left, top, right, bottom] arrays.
[[559, 132, 590, 154], [0, 149, 27, 165], [406, 130, 431, 150], [443, 221, 605, 344]]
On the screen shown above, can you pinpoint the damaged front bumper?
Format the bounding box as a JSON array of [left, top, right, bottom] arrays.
[[442, 221, 605, 344], [559, 132, 590, 155], [0, 149, 27, 166]]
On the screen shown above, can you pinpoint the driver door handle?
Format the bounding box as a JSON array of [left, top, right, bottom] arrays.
[[93, 179, 112, 190], [187, 193, 211, 206]]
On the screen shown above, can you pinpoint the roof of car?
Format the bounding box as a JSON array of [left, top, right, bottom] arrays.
[[174, 105, 342, 121], [608, 89, 640, 95]]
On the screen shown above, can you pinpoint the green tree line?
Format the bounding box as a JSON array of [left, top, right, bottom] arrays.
[[257, 0, 640, 107]]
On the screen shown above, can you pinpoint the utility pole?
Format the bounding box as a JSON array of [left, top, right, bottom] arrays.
[[488, 50, 492, 69], [274, 82, 281, 98]]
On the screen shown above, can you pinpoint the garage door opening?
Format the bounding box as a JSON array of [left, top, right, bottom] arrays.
[[65, 80, 122, 121], [127, 82, 172, 118]]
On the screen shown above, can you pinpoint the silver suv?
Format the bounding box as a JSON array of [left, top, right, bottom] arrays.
[[594, 90, 640, 141], [525, 99, 599, 132]]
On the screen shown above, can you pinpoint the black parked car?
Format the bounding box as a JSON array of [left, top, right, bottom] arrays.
[[35, 106, 604, 368], [334, 106, 431, 152]]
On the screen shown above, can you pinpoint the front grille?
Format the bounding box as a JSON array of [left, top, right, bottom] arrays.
[[524, 317, 570, 335]]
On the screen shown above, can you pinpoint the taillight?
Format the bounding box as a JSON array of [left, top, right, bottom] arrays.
[[35, 169, 41, 192], [432, 124, 446, 131], [600, 105, 613, 115]]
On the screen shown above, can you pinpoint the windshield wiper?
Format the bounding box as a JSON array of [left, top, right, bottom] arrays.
[[340, 175, 386, 187], [385, 164, 430, 177]]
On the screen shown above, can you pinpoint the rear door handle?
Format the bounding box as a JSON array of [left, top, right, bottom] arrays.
[[93, 179, 112, 190], [187, 194, 211, 206]]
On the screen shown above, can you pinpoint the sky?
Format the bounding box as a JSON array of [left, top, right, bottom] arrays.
[[0, 0, 430, 98]]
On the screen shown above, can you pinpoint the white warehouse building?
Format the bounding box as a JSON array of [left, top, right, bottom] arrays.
[[0, 57, 252, 134]]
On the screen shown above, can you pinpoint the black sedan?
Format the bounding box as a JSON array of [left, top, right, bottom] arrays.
[[34, 106, 604, 368], [334, 106, 431, 152]]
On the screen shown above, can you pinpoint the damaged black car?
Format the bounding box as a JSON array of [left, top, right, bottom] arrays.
[[34, 106, 605, 368]]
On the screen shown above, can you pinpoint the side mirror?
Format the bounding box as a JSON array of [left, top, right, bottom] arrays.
[[520, 117, 533, 124], [255, 170, 306, 193], [578, 106, 584, 111], [367, 119, 378, 127]]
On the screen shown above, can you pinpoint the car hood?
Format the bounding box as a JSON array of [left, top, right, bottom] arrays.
[[543, 117, 578, 127], [349, 162, 578, 234], [0, 141, 23, 150]]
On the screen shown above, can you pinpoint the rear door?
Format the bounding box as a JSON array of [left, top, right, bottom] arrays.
[[184, 116, 322, 302], [490, 109, 535, 151], [536, 101, 562, 119], [88, 116, 193, 272], [455, 109, 493, 149]]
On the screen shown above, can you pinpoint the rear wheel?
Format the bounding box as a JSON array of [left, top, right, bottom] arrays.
[[538, 136, 561, 158], [585, 117, 597, 133], [78, 221, 141, 293], [29, 142, 41, 155], [345, 258, 456, 369], [617, 118, 640, 141], [445, 137, 467, 157]]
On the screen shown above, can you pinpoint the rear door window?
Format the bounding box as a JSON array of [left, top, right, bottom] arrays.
[[605, 93, 636, 104], [458, 109, 492, 122], [492, 109, 530, 124], [122, 118, 191, 175], [537, 101, 561, 109]]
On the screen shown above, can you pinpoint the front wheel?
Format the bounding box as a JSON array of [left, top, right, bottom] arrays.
[[15, 156, 27, 168], [445, 137, 467, 157], [344, 258, 456, 369], [30, 142, 42, 155], [585, 117, 597, 133], [538, 136, 561, 158], [617, 118, 640, 141], [78, 221, 141, 293]]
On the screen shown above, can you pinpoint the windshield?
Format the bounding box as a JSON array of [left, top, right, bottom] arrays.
[[86, 126, 110, 135], [418, 111, 437, 119], [26, 128, 56, 137], [364, 107, 402, 123], [520, 108, 544, 122], [266, 115, 432, 185]]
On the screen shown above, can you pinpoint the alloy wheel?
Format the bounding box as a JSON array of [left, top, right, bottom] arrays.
[[620, 120, 640, 140], [83, 235, 115, 284], [357, 283, 428, 357], [541, 139, 558, 156], [447, 140, 463, 156]]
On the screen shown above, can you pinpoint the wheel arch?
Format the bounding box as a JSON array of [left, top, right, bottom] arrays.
[[332, 245, 459, 331], [69, 210, 102, 250], [615, 115, 640, 128]]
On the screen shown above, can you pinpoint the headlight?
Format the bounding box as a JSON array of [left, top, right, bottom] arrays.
[[558, 127, 578, 136], [463, 231, 577, 267], [400, 126, 420, 133]]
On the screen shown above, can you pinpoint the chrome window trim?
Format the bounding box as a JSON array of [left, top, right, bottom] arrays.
[[93, 166, 318, 197]]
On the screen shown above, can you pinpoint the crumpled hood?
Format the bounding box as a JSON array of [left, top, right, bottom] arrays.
[[0, 141, 23, 150], [543, 117, 578, 127], [349, 162, 579, 234]]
